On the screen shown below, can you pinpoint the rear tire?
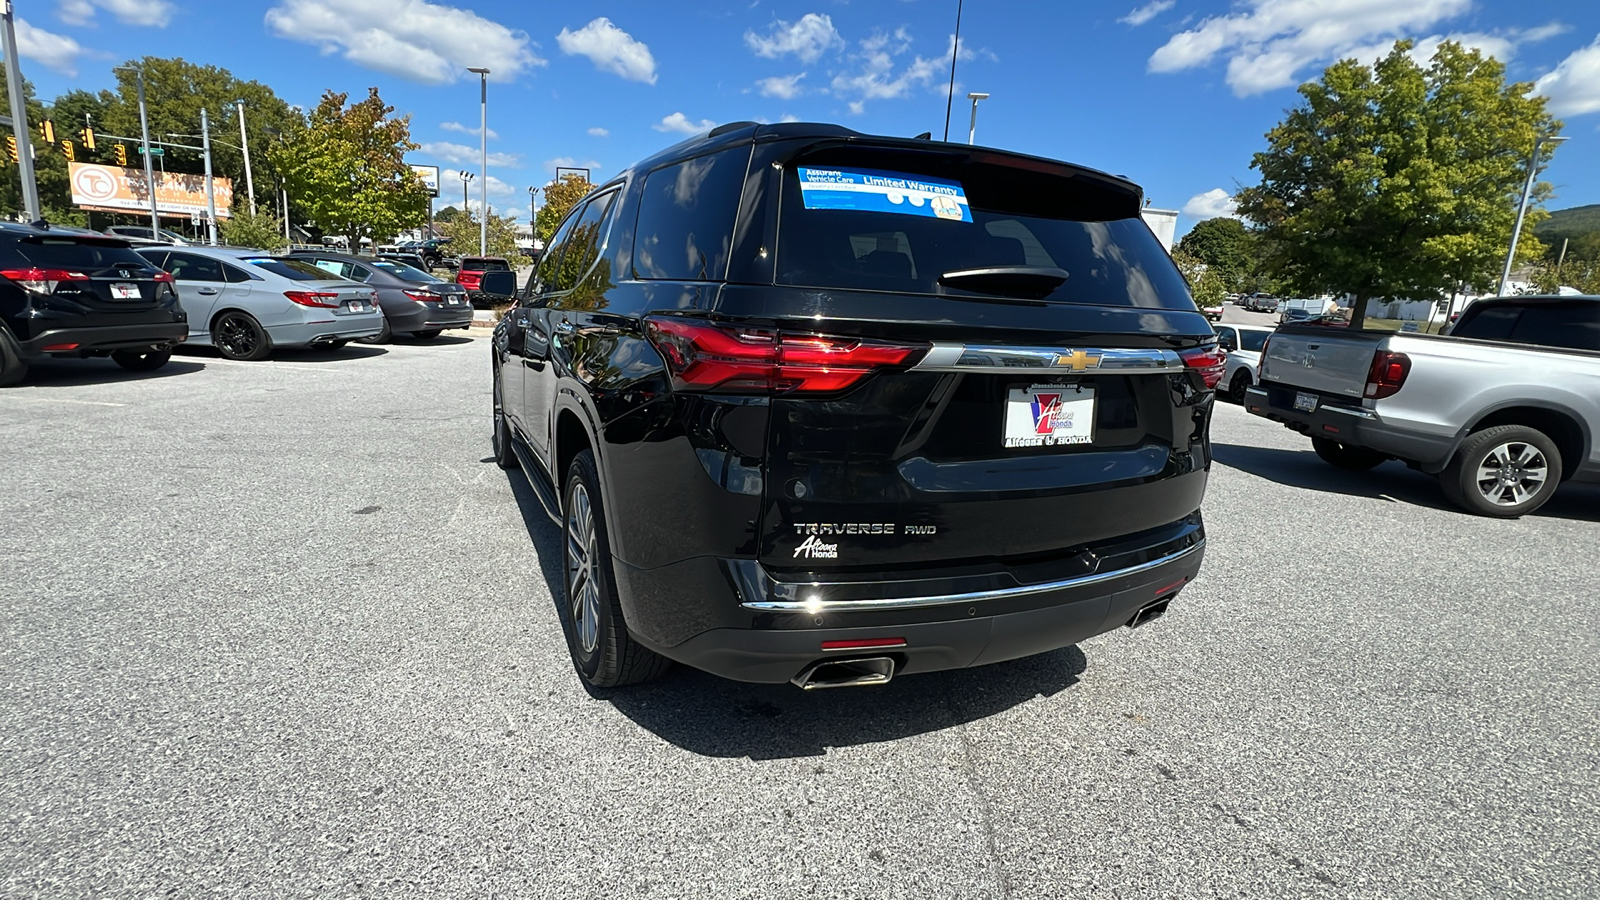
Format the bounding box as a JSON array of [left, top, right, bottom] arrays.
[[413, 329, 443, 340], [1228, 370, 1252, 404], [561, 449, 670, 688], [492, 369, 518, 470], [111, 349, 171, 371], [1439, 425, 1562, 518], [359, 317, 392, 345], [212, 311, 271, 361], [0, 327, 27, 387], [1311, 437, 1386, 471]]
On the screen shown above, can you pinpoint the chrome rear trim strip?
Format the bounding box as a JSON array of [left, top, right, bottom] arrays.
[[912, 342, 1185, 374], [742, 540, 1205, 612]]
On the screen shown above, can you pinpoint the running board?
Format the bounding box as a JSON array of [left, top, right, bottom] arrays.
[[510, 440, 562, 524]]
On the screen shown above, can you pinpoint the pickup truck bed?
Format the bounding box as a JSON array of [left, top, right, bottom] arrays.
[[1246, 296, 1600, 517]]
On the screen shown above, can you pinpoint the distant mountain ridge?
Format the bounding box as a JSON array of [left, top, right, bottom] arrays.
[[1536, 204, 1600, 243]]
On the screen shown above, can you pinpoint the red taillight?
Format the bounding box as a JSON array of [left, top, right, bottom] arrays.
[[41, 342, 80, 351], [1364, 350, 1410, 399], [457, 271, 482, 288], [820, 637, 907, 651], [403, 290, 437, 303], [283, 290, 340, 308], [152, 271, 174, 284], [1178, 344, 1227, 390], [1, 267, 90, 294], [645, 316, 923, 394]]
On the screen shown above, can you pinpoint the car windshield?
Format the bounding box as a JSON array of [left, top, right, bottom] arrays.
[[370, 260, 442, 283], [1237, 330, 1269, 352], [246, 256, 345, 281]]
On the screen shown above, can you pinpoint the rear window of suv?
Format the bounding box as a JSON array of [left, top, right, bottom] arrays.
[[6, 237, 152, 269], [461, 257, 510, 271], [774, 150, 1192, 309]]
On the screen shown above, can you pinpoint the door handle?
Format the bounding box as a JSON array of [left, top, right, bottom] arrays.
[[197, 287, 219, 295], [554, 320, 576, 333]]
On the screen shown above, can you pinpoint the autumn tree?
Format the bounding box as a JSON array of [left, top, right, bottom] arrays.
[[1235, 41, 1562, 325], [535, 174, 595, 243], [269, 88, 429, 250], [439, 209, 521, 260]]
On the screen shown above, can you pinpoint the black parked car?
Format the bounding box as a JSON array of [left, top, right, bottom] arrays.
[[492, 123, 1220, 689], [0, 222, 187, 385], [288, 250, 473, 342]]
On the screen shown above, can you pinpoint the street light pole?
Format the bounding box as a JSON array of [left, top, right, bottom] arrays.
[[236, 100, 256, 215], [127, 65, 160, 235], [199, 107, 219, 245], [467, 67, 490, 257], [967, 92, 989, 145], [460, 170, 474, 211], [1498, 134, 1569, 297], [2, 1, 41, 221]]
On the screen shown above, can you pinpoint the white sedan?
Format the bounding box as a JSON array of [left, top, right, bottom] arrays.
[[1215, 323, 1274, 403]]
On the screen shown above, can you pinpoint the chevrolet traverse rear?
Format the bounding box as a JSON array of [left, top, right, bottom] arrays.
[[492, 123, 1219, 688]]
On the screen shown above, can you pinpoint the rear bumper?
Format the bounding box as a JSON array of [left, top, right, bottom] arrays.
[[268, 315, 385, 347], [18, 321, 188, 358], [382, 301, 475, 333], [618, 516, 1206, 684], [1245, 384, 1454, 470]]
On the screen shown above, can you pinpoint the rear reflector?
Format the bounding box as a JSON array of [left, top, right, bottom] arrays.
[[1, 267, 90, 294], [1152, 577, 1188, 597], [41, 342, 80, 351], [646, 316, 923, 394], [1177, 344, 1227, 389], [284, 290, 341, 309], [820, 637, 908, 651]]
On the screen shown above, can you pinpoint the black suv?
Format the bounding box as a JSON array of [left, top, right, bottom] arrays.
[[492, 123, 1219, 689], [0, 223, 187, 386]]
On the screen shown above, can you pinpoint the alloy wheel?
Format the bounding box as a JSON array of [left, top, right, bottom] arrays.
[[216, 315, 257, 357], [1474, 441, 1549, 507], [565, 483, 602, 654]]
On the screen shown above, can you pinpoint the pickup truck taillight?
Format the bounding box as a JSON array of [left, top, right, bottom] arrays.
[[1364, 350, 1410, 399], [646, 316, 924, 394]]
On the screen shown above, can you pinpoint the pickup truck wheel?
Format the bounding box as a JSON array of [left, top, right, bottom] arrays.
[[0, 327, 28, 387], [1311, 437, 1386, 470], [1228, 370, 1252, 404], [562, 449, 670, 688], [1440, 426, 1562, 518], [491, 370, 518, 470], [111, 349, 171, 371]]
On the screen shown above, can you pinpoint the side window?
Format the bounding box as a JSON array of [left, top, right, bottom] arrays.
[[1215, 327, 1237, 350], [345, 263, 371, 280], [167, 253, 225, 282], [535, 206, 584, 293], [1452, 305, 1520, 340], [222, 264, 253, 284], [632, 146, 751, 281], [550, 190, 618, 293], [1508, 305, 1600, 351]]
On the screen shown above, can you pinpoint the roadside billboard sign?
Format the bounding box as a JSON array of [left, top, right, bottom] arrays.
[[410, 164, 441, 197], [69, 162, 233, 219]]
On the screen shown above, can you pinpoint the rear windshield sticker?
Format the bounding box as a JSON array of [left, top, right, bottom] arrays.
[[797, 167, 971, 222]]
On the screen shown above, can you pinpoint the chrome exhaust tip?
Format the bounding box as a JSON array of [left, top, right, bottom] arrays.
[[1127, 597, 1172, 629], [790, 656, 895, 690]]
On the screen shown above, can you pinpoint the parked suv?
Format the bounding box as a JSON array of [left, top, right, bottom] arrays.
[[492, 123, 1220, 689], [0, 223, 188, 385]]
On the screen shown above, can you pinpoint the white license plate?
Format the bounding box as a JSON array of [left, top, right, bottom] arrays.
[[347, 302, 366, 313], [1294, 391, 1319, 413], [111, 283, 140, 299], [1004, 384, 1095, 448], [444, 296, 459, 305]]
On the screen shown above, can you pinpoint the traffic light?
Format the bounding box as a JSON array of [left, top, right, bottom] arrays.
[[5, 135, 17, 163], [114, 143, 127, 166], [39, 119, 54, 145], [60, 140, 75, 162], [79, 126, 95, 152]]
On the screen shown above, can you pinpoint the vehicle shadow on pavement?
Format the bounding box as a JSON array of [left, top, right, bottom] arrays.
[[390, 334, 475, 346], [503, 470, 1090, 759], [1212, 442, 1600, 523], [175, 345, 389, 362], [9, 357, 206, 387]]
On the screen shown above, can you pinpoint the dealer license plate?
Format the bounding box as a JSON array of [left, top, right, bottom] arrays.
[[347, 301, 367, 313], [111, 283, 140, 299], [444, 296, 460, 305], [1294, 391, 1319, 413], [1004, 384, 1095, 448]]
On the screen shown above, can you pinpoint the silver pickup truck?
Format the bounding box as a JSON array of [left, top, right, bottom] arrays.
[[1244, 295, 1600, 517]]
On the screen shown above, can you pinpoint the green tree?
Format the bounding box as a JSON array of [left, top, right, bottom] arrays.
[[219, 207, 287, 251], [269, 88, 429, 250], [434, 205, 463, 223], [1235, 41, 1561, 325], [535, 174, 594, 243], [1175, 217, 1256, 292], [1171, 249, 1225, 309], [439, 209, 521, 260]]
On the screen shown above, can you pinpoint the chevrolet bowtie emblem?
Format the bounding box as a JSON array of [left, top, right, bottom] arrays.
[[1054, 350, 1103, 371]]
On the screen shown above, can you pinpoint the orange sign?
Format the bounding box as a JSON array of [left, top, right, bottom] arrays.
[[69, 162, 234, 219]]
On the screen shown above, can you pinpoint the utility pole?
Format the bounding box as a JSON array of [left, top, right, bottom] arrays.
[[129, 65, 159, 235], [236, 100, 256, 215], [468, 67, 490, 256], [967, 92, 989, 145], [200, 107, 218, 245], [3, 1, 41, 220], [1498, 134, 1569, 297], [460, 170, 473, 211]]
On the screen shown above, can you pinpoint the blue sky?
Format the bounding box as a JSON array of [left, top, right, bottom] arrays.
[[10, 0, 1600, 233]]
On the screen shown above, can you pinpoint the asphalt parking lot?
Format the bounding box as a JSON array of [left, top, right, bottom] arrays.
[[3, 334, 1597, 899]]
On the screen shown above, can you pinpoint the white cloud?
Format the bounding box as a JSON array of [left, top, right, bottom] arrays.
[[746, 13, 844, 63], [587, 127, 609, 137], [14, 19, 85, 76], [417, 141, 519, 167], [654, 112, 716, 135], [264, 0, 545, 86], [1536, 33, 1600, 116], [57, 0, 174, 26], [830, 28, 959, 114], [441, 120, 499, 140], [544, 157, 603, 176], [1343, 23, 1568, 70], [1119, 1, 1174, 27], [756, 72, 807, 99], [557, 17, 657, 84], [1148, 0, 1475, 96], [780, 113, 800, 123], [1183, 189, 1238, 221]]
